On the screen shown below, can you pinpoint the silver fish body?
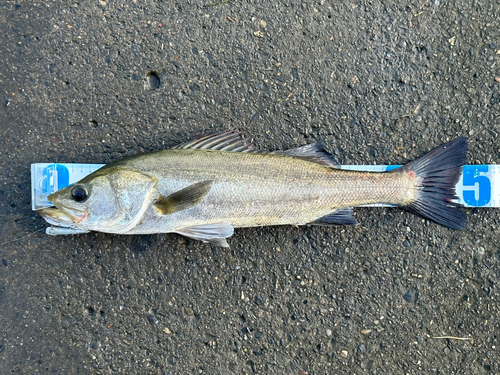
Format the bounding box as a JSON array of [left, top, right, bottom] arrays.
[[43, 130, 468, 246]]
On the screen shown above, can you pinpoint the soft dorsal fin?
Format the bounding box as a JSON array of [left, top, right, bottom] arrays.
[[173, 129, 256, 152], [279, 144, 341, 168], [155, 180, 213, 215], [174, 222, 234, 247]]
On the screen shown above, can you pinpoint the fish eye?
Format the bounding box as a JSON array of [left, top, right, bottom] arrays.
[[71, 186, 88, 202]]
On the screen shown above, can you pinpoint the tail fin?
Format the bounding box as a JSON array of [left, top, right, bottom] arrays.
[[393, 137, 468, 229]]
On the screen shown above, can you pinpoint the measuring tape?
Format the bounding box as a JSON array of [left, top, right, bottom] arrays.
[[31, 163, 500, 211]]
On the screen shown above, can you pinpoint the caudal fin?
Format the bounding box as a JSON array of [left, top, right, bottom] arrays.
[[393, 137, 468, 229]]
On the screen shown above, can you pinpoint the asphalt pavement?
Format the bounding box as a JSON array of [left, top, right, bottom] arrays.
[[1, 0, 499, 373]]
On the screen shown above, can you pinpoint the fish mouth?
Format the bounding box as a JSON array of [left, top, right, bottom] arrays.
[[38, 206, 87, 226], [38, 207, 75, 227]]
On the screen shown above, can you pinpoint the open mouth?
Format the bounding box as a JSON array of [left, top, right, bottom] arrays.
[[38, 206, 87, 225], [38, 207, 90, 235], [37, 207, 76, 227]]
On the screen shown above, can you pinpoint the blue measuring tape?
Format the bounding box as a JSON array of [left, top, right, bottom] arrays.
[[31, 163, 499, 210]]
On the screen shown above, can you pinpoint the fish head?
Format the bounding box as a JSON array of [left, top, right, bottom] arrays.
[[45, 167, 158, 232]]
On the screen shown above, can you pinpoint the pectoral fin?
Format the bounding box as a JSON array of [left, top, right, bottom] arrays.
[[308, 208, 358, 226], [155, 180, 213, 215], [174, 222, 234, 247]]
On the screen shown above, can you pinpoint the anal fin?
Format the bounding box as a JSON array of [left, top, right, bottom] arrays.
[[308, 208, 358, 226], [174, 222, 234, 247]]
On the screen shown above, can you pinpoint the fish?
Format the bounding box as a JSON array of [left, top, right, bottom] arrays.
[[40, 130, 468, 247]]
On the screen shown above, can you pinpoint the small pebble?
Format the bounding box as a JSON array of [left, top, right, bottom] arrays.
[[495, 77, 500, 83], [340, 350, 348, 358], [163, 327, 171, 334], [361, 329, 372, 335], [184, 307, 194, 316], [326, 329, 332, 336]]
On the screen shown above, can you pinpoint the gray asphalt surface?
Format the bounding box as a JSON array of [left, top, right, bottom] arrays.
[[1, 0, 500, 374]]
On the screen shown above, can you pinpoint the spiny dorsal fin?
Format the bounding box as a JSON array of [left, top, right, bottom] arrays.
[[174, 222, 234, 247], [173, 129, 256, 153], [279, 144, 341, 168], [155, 180, 213, 215]]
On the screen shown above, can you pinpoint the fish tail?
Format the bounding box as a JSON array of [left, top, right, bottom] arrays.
[[392, 137, 468, 229]]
